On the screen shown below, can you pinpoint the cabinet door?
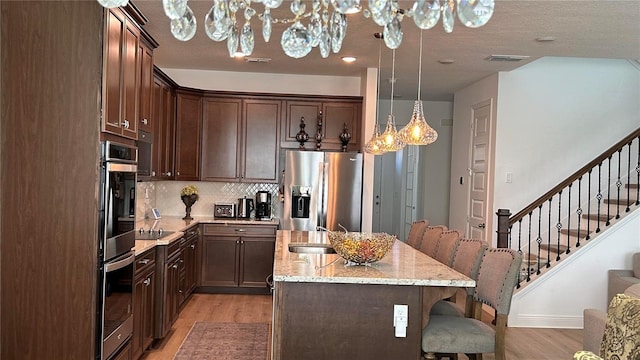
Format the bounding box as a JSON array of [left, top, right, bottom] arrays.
[[132, 272, 145, 360], [321, 102, 360, 151], [133, 267, 155, 360], [243, 100, 281, 182], [239, 236, 276, 288], [103, 9, 125, 135], [138, 43, 153, 133], [164, 256, 181, 331], [141, 270, 155, 355], [281, 101, 322, 149], [152, 78, 176, 179], [175, 92, 201, 180], [201, 236, 239, 287], [201, 97, 242, 181], [121, 23, 139, 139], [183, 235, 198, 297]]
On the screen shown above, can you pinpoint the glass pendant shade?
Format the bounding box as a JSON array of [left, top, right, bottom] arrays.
[[399, 100, 438, 145], [364, 123, 385, 155], [379, 114, 405, 152]]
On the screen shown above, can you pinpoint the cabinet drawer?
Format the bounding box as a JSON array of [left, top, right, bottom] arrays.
[[167, 237, 186, 258], [135, 248, 156, 275], [184, 225, 200, 240], [203, 224, 276, 236]]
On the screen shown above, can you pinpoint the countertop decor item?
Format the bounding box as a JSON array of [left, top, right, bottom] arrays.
[[180, 185, 199, 220], [326, 229, 396, 265], [295, 117, 309, 149], [339, 123, 351, 152]]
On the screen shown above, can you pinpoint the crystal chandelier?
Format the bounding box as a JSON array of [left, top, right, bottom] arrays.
[[378, 49, 405, 153], [96, 0, 495, 58], [398, 29, 438, 145]]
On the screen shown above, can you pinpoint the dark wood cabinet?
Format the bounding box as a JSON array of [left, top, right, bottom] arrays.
[[200, 224, 276, 293], [155, 238, 183, 339], [138, 43, 153, 133], [103, 8, 139, 140], [110, 340, 132, 360], [201, 97, 281, 183], [182, 225, 200, 300], [201, 97, 242, 181], [282, 99, 362, 151], [175, 91, 202, 180], [151, 69, 176, 180], [132, 248, 155, 360]]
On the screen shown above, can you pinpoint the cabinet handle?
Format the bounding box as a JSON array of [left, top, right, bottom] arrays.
[[176, 171, 180, 176], [178, 289, 183, 294], [151, 171, 156, 176], [190, 244, 195, 249], [138, 259, 150, 265], [180, 259, 184, 264], [235, 228, 246, 232], [141, 118, 148, 125], [172, 264, 179, 269], [144, 278, 151, 286], [122, 119, 130, 129], [162, 171, 172, 176]]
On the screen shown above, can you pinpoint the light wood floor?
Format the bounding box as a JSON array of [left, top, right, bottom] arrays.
[[140, 293, 583, 360]]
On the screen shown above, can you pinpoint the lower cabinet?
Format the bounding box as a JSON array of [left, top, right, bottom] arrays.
[[132, 248, 155, 360], [200, 224, 276, 293], [109, 340, 132, 360], [154, 226, 200, 340]]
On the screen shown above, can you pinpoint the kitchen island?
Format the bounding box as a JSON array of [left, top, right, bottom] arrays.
[[272, 230, 475, 360]]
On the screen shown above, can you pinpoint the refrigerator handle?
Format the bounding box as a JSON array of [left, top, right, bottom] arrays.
[[316, 160, 326, 229]]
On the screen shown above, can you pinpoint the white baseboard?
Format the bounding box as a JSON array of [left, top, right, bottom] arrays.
[[509, 313, 583, 329]]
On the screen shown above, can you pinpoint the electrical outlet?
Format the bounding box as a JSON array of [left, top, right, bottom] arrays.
[[393, 304, 408, 337], [505, 172, 513, 183]]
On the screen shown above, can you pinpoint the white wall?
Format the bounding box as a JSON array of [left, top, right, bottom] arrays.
[[161, 68, 362, 96], [375, 99, 453, 235], [450, 57, 640, 328], [494, 57, 640, 226], [510, 210, 640, 328], [449, 73, 499, 236]]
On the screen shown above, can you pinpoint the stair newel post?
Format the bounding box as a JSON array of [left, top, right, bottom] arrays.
[[496, 209, 511, 249]]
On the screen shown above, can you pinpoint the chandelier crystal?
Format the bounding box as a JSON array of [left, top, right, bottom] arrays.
[[96, 0, 495, 58], [399, 30, 438, 145]]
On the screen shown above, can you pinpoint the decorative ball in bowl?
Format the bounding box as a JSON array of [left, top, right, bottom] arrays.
[[327, 231, 397, 265]]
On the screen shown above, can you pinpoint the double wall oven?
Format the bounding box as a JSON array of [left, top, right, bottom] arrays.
[[97, 141, 137, 360]]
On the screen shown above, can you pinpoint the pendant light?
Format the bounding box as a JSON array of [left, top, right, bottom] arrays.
[[399, 30, 438, 145], [364, 34, 386, 155], [379, 48, 405, 153]]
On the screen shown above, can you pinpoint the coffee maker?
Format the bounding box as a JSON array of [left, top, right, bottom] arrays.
[[255, 191, 272, 220]]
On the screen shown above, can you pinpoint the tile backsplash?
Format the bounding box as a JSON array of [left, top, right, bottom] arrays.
[[136, 181, 281, 220]]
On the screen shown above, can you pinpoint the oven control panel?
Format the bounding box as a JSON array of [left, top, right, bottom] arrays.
[[214, 203, 236, 218]]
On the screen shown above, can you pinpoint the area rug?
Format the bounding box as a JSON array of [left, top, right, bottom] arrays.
[[174, 322, 270, 360]]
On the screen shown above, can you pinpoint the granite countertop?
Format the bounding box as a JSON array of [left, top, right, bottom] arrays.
[[133, 216, 280, 256], [273, 230, 475, 287]]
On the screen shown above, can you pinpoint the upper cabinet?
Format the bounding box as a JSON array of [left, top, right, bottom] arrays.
[[201, 97, 281, 183], [281, 98, 362, 152], [103, 8, 139, 139], [102, 6, 157, 141], [151, 68, 176, 180], [175, 91, 202, 181]]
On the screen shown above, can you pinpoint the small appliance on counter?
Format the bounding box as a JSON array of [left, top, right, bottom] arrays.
[[255, 191, 272, 220], [237, 196, 254, 219], [214, 203, 236, 218]]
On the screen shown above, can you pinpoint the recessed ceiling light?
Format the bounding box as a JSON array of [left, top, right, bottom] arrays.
[[438, 59, 456, 64], [341, 56, 357, 63], [536, 36, 556, 42]]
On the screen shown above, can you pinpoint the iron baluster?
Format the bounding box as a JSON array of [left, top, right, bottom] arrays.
[[586, 169, 592, 240], [596, 163, 602, 233], [536, 205, 543, 275], [606, 155, 612, 225], [576, 177, 582, 248], [615, 149, 622, 219], [566, 184, 572, 255]]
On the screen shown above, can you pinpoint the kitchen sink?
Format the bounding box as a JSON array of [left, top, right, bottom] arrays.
[[135, 230, 175, 240], [288, 243, 336, 254]]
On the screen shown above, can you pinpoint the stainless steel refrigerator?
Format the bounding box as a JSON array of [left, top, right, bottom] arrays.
[[282, 150, 363, 231]]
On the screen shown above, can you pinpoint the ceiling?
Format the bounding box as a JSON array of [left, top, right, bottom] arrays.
[[133, 0, 640, 101]]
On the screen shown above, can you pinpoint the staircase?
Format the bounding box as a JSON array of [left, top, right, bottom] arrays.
[[496, 128, 640, 289]]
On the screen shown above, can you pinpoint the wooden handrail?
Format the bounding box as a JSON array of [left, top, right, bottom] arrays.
[[510, 127, 640, 223]]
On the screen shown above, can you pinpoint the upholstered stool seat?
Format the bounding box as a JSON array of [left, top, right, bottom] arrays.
[[422, 315, 495, 354]]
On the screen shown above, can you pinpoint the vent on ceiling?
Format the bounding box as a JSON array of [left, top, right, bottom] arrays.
[[487, 54, 530, 62], [245, 57, 272, 63]]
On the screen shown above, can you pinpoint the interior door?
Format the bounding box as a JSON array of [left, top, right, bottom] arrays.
[[467, 101, 492, 240], [400, 146, 419, 241]]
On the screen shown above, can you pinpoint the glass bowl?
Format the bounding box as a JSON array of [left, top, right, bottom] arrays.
[[326, 231, 396, 265]]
